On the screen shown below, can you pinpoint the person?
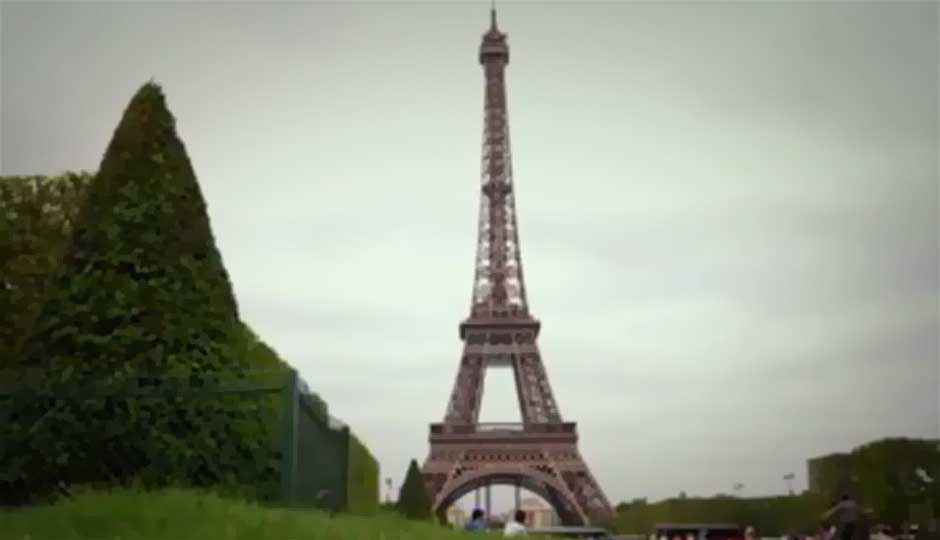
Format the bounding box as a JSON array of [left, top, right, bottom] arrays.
[[465, 509, 487, 532], [815, 524, 834, 540], [745, 526, 758, 540], [504, 509, 527, 537], [871, 524, 894, 540], [823, 494, 860, 540]]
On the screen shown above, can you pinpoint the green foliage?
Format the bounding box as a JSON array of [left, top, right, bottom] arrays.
[[1, 82, 277, 505], [20, 82, 241, 376], [0, 373, 283, 505], [397, 459, 432, 520], [346, 432, 380, 514], [0, 80, 379, 516], [616, 439, 940, 535], [231, 322, 290, 372], [0, 488, 488, 540], [810, 438, 939, 528], [0, 172, 93, 366], [616, 498, 648, 513], [613, 493, 829, 536]]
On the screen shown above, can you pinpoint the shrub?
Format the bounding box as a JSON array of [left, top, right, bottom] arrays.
[[397, 459, 432, 520]]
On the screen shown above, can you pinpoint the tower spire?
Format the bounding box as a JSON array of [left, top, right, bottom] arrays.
[[473, 0, 522, 320]]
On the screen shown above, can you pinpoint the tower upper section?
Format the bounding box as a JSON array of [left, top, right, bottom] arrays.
[[468, 8, 531, 322], [479, 9, 509, 65]]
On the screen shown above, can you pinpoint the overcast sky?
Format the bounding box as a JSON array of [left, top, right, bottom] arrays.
[[2, 1, 938, 506]]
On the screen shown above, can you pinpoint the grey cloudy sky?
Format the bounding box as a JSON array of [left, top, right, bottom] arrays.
[[2, 1, 937, 505]]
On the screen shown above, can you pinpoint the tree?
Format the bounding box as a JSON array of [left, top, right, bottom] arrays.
[[20, 81, 241, 376], [397, 459, 432, 520], [2, 82, 274, 504], [0, 172, 93, 368]]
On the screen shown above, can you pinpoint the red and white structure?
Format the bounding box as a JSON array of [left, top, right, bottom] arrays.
[[421, 8, 615, 526]]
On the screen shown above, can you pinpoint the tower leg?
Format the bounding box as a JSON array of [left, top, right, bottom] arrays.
[[485, 484, 492, 518]]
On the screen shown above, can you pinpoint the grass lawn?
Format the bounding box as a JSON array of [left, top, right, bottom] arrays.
[[0, 488, 508, 540]]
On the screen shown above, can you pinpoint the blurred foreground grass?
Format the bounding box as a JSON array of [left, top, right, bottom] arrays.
[[0, 488, 502, 540]]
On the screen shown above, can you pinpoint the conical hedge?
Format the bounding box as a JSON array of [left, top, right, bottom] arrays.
[[2, 82, 276, 505], [21, 82, 240, 376], [397, 459, 432, 520]]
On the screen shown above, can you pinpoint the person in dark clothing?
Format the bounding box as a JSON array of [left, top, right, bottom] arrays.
[[504, 509, 527, 537], [465, 508, 487, 532]]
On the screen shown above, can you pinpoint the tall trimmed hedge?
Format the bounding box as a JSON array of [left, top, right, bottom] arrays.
[[809, 438, 939, 528], [615, 439, 940, 535], [1, 82, 277, 505], [613, 493, 829, 536], [0, 81, 380, 514], [346, 432, 380, 514], [20, 82, 241, 375]]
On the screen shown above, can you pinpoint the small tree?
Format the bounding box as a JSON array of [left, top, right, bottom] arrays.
[[397, 459, 432, 520]]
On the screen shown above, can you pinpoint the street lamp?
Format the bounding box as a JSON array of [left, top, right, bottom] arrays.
[[784, 473, 795, 495]]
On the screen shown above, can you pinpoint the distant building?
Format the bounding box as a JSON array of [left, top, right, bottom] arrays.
[[447, 505, 468, 528], [520, 497, 559, 528]]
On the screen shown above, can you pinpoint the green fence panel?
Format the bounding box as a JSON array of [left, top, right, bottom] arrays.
[[290, 390, 348, 511]]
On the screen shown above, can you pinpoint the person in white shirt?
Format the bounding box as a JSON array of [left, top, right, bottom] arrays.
[[504, 510, 528, 537], [745, 525, 759, 540]]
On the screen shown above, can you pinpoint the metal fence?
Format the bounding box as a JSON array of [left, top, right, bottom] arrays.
[[282, 368, 355, 510]]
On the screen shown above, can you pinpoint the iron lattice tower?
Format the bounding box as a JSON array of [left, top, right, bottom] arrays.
[[421, 9, 615, 526]]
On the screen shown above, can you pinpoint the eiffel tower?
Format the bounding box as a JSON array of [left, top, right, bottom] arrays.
[[421, 8, 615, 526]]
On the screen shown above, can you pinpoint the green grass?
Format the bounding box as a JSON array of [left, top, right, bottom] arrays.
[[0, 488, 501, 540]]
